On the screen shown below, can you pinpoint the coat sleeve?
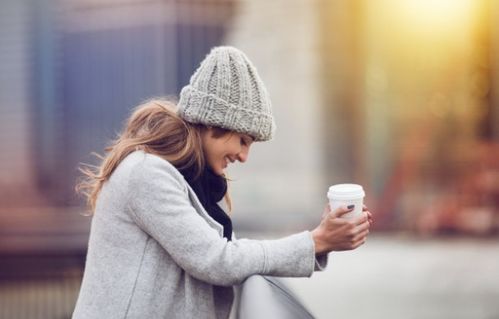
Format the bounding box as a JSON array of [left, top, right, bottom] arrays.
[[126, 155, 320, 286]]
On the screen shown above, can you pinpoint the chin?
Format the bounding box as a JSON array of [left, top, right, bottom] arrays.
[[210, 165, 224, 176]]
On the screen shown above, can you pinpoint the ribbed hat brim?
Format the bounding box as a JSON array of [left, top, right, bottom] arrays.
[[178, 85, 275, 142]]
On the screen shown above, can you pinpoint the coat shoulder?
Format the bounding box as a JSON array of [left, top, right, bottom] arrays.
[[120, 150, 185, 183]]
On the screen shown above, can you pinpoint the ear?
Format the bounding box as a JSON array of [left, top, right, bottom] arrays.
[[201, 125, 213, 137]]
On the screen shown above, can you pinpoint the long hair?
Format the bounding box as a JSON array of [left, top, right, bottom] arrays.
[[76, 98, 232, 213]]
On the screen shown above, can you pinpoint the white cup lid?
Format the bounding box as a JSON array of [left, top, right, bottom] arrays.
[[327, 183, 365, 200]]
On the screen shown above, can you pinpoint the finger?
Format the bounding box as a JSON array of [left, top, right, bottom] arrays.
[[331, 205, 355, 218], [363, 205, 368, 211], [352, 211, 369, 225], [353, 228, 369, 242], [357, 221, 371, 232], [367, 211, 374, 225], [352, 237, 367, 249]]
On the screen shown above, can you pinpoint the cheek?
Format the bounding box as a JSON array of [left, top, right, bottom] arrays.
[[203, 134, 237, 163], [206, 141, 226, 161]]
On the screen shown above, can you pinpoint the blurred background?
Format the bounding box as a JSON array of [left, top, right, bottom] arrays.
[[0, 0, 498, 318]]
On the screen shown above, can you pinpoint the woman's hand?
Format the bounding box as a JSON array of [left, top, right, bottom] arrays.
[[311, 204, 372, 255]]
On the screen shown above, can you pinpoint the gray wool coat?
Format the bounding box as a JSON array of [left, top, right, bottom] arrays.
[[72, 150, 327, 319]]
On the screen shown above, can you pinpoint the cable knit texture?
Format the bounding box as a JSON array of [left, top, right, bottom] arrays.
[[178, 46, 276, 141]]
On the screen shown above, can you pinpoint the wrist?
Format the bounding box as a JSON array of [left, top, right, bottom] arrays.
[[312, 229, 328, 255]]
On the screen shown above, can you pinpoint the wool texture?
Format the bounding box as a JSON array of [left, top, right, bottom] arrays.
[[72, 151, 327, 319], [178, 46, 276, 141]]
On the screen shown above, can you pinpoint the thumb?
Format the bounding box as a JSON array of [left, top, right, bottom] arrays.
[[332, 204, 355, 218]]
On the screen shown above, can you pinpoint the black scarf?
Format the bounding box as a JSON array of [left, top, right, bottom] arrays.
[[179, 165, 232, 241]]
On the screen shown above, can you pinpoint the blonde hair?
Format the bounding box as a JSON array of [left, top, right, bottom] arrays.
[[76, 98, 232, 213]]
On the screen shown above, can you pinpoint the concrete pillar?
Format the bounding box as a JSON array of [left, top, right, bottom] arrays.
[[224, 0, 326, 230]]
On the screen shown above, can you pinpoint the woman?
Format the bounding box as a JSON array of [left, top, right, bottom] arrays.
[[73, 46, 372, 319]]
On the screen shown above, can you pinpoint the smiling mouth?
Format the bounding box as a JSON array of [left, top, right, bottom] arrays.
[[223, 156, 233, 169]]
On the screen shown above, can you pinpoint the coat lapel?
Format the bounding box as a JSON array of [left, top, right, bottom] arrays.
[[184, 182, 224, 237]]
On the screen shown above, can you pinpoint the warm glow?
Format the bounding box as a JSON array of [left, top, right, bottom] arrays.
[[395, 0, 475, 34]]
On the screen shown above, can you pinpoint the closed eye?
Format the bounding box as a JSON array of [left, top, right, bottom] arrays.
[[239, 134, 255, 147], [241, 136, 254, 146]]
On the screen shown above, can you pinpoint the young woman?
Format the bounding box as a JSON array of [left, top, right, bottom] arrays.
[[72, 46, 372, 319]]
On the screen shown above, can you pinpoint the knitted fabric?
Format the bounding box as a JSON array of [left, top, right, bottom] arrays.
[[177, 46, 276, 141]]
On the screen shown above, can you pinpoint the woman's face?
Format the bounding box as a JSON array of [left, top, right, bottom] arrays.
[[201, 128, 254, 175]]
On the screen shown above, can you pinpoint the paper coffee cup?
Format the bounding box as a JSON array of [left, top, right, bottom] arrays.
[[327, 184, 365, 219]]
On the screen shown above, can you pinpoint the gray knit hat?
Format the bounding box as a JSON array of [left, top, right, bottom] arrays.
[[177, 46, 276, 141]]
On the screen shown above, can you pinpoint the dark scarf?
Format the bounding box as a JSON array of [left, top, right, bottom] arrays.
[[179, 165, 232, 241]]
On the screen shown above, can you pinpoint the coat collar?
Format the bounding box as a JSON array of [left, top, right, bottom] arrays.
[[184, 181, 225, 237], [137, 150, 226, 238]]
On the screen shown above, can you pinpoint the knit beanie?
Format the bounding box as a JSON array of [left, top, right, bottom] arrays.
[[177, 46, 276, 141]]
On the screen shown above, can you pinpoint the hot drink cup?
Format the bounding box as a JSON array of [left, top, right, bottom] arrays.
[[327, 184, 365, 219]]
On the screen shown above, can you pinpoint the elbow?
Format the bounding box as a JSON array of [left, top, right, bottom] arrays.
[[209, 275, 245, 287]]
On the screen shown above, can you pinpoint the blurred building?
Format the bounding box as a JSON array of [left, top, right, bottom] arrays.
[[1, 0, 499, 234], [223, 0, 328, 230], [0, 0, 235, 207], [356, 0, 499, 234], [1, 1, 236, 317], [0, 0, 40, 207], [227, 0, 499, 234], [1, 0, 499, 317]]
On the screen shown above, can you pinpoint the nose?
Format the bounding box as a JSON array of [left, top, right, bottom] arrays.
[[237, 147, 249, 163]]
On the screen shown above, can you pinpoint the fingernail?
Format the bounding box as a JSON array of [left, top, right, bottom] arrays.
[[347, 204, 355, 209]]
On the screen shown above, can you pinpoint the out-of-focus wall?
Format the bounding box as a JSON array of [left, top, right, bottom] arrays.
[[0, 0, 497, 237], [0, 0, 239, 260], [317, 1, 368, 191], [0, 1, 39, 206], [225, 0, 327, 230], [0, 0, 235, 207], [357, 0, 498, 233]]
